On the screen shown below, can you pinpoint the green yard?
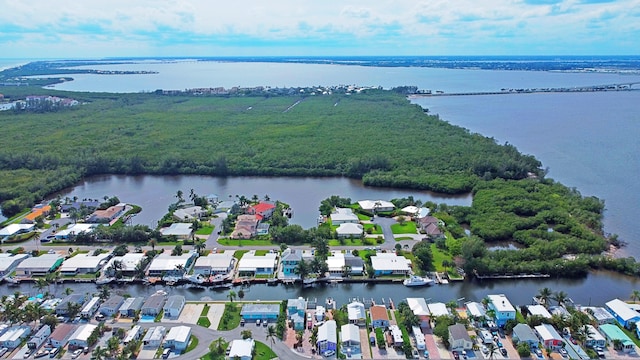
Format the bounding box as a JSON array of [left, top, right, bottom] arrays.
[[390, 221, 417, 234]]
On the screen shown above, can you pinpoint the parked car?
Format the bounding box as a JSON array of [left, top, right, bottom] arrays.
[[482, 345, 489, 354], [263, 320, 268, 327], [535, 348, 544, 358], [322, 350, 335, 357], [256, 319, 261, 326], [0, 348, 8, 357], [500, 348, 507, 356], [240, 318, 245, 327], [560, 348, 568, 357], [71, 349, 83, 359]]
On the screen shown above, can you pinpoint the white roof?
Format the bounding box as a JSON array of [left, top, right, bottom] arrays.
[[427, 303, 450, 317], [237, 252, 277, 271], [527, 305, 552, 318], [586, 324, 605, 341], [59, 252, 110, 272], [0, 326, 30, 342], [347, 302, 365, 321], [582, 307, 615, 322], [69, 324, 97, 342], [194, 252, 234, 270], [341, 324, 360, 343], [606, 299, 640, 322], [165, 326, 191, 343], [124, 325, 142, 343], [56, 223, 96, 237], [330, 208, 359, 222], [389, 325, 403, 343], [401, 206, 420, 214], [104, 253, 145, 272], [407, 298, 430, 316], [148, 253, 194, 272], [336, 223, 363, 236], [488, 294, 516, 312], [326, 252, 346, 272], [0, 223, 34, 236], [535, 323, 562, 341], [16, 253, 62, 270], [229, 339, 254, 358], [81, 297, 100, 313], [160, 223, 193, 237], [173, 206, 204, 220], [412, 326, 425, 347], [0, 253, 29, 273], [143, 326, 166, 342], [370, 253, 411, 272], [358, 200, 395, 211], [318, 320, 337, 343], [465, 302, 487, 318]]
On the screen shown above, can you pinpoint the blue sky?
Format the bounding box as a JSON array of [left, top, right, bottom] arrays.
[[1, 0, 638, 58]]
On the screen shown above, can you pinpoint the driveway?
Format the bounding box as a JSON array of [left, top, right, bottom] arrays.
[[371, 216, 397, 250]]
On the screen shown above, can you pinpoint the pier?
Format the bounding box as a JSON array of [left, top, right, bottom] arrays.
[[473, 270, 551, 280]]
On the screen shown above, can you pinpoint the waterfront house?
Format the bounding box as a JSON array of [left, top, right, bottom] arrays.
[[54, 223, 96, 240], [370, 253, 411, 276], [48, 323, 75, 348], [417, 216, 444, 238], [427, 302, 451, 317], [193, 251, 234, 276], [287, 297, 307, 317], [535, 323, 564, 349], [315, 306, 326, 322], [119, 297, 144, 317], [247, 201, 276, 220], [0, 224, 34, 237], [585, 324, 606, 349], [465, 302, 488, 326], [142, 326, 166, 349], [605, 298, 640, 329], [231, 214, 260, 239], [160, 223, 193, 240], [164, 295, 186, 319], [347, 301, 366, 326], [147, 251, 197, 277], [317, 320, 337, 353], [0, 253, 29, 278], [357, 200, 395, 213], [280, 248, 302, 278], [99, 295, 125, 317], [487, 294, 516, 327], [387, 325, 404, 347], [341, 323, 361, 356], [60, 200, 100, 213], [123, 325, 142, 346], [413, 326, 426, 350], [240, 303, 280, 321], [512, 323, 539, 349], [21, 205, 51, 224], [172, 206, 206, 221], [256, 223, 270, 235], [582, 306, 616, 325], [228, 338, 255, 360], [527, 304, 552, 319], [80, 296, 101, 319], [87, 204, 125, 223], [336, 223, 364, 238], [103, 253, 145, 278], [163, 325, 191, 352], [27, 325, 51, 350], [141, 293, 166, 316], [68, 324, 97, 350], [15, 253, 63, 276], [407, 298, 431, 328], [0, 325, 31, 349], [370, 305, 390, 329], [59, 252, 110, 275], [344, 253, 365, 275], [599, 324, 635, 352], [330, 208, 359, 225], [237, 251, 277, 276], [55, 294, 87, 316], [449, 323, 473, 350]]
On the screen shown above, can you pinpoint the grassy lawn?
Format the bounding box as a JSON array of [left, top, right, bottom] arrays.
[[233, 250, 249, 260], [217, 303, 241, 330], [328, 238, 364, 246], [431, 244, 454, 272], [255, 250, 270, 256], [390, 221, 417, 234], [195, 225, 214, 235], [185, 336, 199, 353], [197, 316, 211, 328], [200, 304, 210, 316], [363, 223, 382, 234], [218, 238, 274, 246], [254, 341, 278, 360], [357, 213, 371, 221], [395, 236, 414, 241]]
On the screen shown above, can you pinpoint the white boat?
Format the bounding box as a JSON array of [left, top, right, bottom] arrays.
[[403, 275, 435, 287]]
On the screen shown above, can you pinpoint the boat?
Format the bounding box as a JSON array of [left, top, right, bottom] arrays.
[[403, 275, 435, 287], [96, 277, 115, 285], [267, 278, 279, 286]]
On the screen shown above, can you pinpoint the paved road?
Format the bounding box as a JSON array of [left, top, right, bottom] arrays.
[[371, 216, 397, 250]]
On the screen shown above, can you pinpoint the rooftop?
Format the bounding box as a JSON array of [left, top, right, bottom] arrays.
[[165, 325, 191, 343], [0, 223, 34, 236], [606, 299, 640, 321], [370, 253, 411, 271], [59, 252, 110, 272], [488, 294, 516, 313], [160, 223, 193, 237], [237, 252, 277, 271]]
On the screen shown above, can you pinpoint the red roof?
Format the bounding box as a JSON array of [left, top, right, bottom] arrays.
[[251, 202, 275, 213]]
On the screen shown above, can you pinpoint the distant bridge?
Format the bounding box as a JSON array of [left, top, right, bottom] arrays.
[[410, 81, 640, 97]]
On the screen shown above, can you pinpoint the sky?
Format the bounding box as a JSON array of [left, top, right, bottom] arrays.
[[0, 0, 638, 58]]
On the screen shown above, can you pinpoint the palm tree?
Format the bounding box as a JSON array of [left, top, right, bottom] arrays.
[[241, 329, 252, 340], [175, 190, 184, 203], [227, 290, 236, 303], [107, 336, 121, 356], [553, 291, 569, 306], [252, 195, 259, 203], [92, 346, 109, 360], [194, 239, 205, 254], [487, 343, 498, 359], [148, 238, 157, 251], [537, 287, 553, 308], [64, 287, 74, 295], [631, 290, 640, 303], [295, 259, 311, 282], [35, 277, 48, 294], [266, 325, 277, 349], [98, 286, 110, 301], [212, 337, 227, 354]]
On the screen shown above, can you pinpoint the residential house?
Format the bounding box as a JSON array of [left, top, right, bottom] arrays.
[[315, 306, 326, 322], [599, 324, 635, 353], [387, 325, 404, 347], [54, 224, 96, 240], [237, 251, 277, 276], [448, 324, 473, 350], [535, 323, 564, 349], [141, 293, 166, 316], [60, 200, 100, 213], [527, 305, 552, 319], [164, 326, 191, 352], [240, 304, 280, 321], [512, 324, 539, 349], [347, 301, 366, 326], [287, 298, 306, 319], [160, 223, 193, 240], [87, 204, 125, 223], [370, 253, 411, 276], [80, 296, 101, 319], [164, 295, 186, 319], [99, 295, 125, 317], [341, 323, 361, 356], [281, 248, 303, 278], [585, 324, 606, 349], [427, 303, 451, 318], [247, 202, 276, 220], [193, 251, 235, 276], [330, 208, 359, 225], [370, 305, 390, 329], [119, 297, 144, 317], [465, 302, 487, 326], [55, 294, 87, 316], [48, 323, 75, 348], [487, 294, 516, 327], [142, 326, 166, 349], [0, 253, 29, 278], [407, 298, 431, 328], [103, 253, 145, 278], [27, 325, 51, 350], [0, 326, 31, 349], [581, 307, 616, 325], [256, 223, 270, 235], [123, 325, 143, 346], [357, 200, 395, 213], [21, 205, 51, 224], [15, 253, 63, 276], [0, 224, 34, 237], [172, 206, 206, 221], [228, 339, 255, 360], [344, 253, 364, 275], [147, 251, 197, 277], [317, 320, 337, 353], [417, 216, 444, 238], [59, 252, 110, 275], [68, 324, 97, 350], [605, 299, 640, 329], [336, 223, 364, 238]]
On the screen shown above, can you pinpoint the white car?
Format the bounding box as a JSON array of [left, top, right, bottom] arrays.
[[71, 349, 83, 359], [322, 350, 335, 357]]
